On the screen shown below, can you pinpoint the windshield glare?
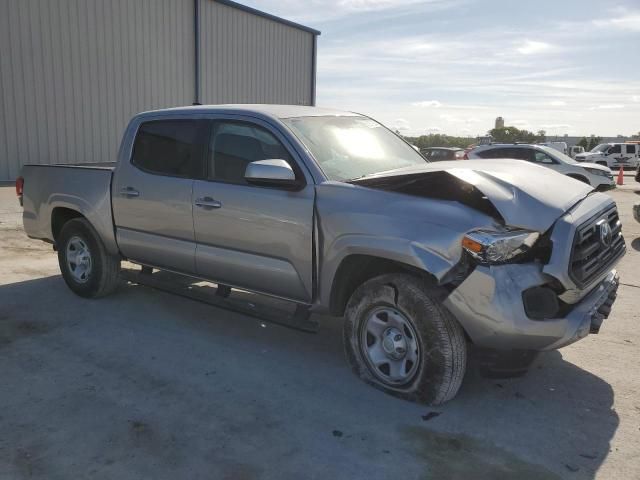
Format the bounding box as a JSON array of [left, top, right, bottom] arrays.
[[591, 144, 610, 153], [283, 115, 427, 181]]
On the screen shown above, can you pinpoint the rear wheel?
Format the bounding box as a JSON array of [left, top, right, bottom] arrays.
[[57, 218, 120, 298], [343, 273, 467, 405]]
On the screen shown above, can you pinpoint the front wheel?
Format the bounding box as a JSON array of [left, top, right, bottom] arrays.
[[343, 273, 467, 405], [57, 218, 121, 298]]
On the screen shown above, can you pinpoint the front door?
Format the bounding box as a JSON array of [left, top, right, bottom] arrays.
[[192, 118, 315, 302], [112, 119, 208, 273], [607, 144, 626, 167]]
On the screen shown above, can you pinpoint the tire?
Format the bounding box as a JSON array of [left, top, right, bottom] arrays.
[[57, 218, 121, 298], [343, 273, 467, 405]]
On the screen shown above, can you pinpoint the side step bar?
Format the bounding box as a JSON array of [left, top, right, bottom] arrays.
[[120, 267, 319, 333]]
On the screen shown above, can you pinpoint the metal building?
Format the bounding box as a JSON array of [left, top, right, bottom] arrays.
[[0, 0, 320, 180]]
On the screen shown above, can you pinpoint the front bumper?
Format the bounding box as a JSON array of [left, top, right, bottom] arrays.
[[443, 265, 619, 351]]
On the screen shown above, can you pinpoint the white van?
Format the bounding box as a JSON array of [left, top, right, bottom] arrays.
[[569, 145, 585, 158], [540, 142, 568, 154], [575, 143, 640, 169]]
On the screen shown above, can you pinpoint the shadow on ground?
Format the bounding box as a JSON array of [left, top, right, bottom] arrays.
[[0, 275, 618, 480]]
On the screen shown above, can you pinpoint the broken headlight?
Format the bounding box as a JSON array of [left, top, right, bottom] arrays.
[[462, 228, 539, 264]]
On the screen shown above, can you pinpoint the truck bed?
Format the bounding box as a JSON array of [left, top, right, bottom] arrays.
[[21, 163, 119, 255]]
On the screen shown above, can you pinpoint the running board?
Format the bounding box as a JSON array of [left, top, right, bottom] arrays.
[[120, 268, 319, 333]]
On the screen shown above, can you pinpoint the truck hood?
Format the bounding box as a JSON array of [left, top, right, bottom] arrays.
[[352, 159, 593, 232]]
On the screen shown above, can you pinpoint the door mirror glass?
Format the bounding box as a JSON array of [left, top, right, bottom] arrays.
[[245, 160, 300, 188]]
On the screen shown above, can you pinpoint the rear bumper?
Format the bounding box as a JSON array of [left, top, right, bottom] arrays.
[[444, 264, 619, 351]]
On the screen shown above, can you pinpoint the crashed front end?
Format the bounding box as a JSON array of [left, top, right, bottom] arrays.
[[354, 160, 625, 353], [443, 191, 624, 352]]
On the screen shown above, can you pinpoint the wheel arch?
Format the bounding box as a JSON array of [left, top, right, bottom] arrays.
[[328, 254, 438, 317], [51, 207, 86, 243]]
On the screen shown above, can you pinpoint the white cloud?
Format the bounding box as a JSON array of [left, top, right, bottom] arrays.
[[540, 124, 572, 130], [593, 12, 640, 32], [590, 104, 625, 110], [425, 126, 441, 133], [391, 118, 411, 131], [516, 40, 552, 55], [549, 100, 567, 106], [412, 100, 442, 108], [633, 95, 640, 102]]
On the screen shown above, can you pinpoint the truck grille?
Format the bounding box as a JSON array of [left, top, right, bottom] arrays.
[[569, 205, 625, 288]]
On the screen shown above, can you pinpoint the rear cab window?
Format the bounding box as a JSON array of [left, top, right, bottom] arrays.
[[132, 120, 208, 178]]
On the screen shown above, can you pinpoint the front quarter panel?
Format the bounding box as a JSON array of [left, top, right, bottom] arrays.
[[315, 182, 498, 308]]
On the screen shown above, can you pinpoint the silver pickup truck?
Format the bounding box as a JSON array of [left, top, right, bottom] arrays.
[[18, 105, 625, 405]]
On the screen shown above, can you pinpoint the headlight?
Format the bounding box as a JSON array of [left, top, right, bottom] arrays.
[[583, 167, 609, 177], [462, 228, 539, 264]]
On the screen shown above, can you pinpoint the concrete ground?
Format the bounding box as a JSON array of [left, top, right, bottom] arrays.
[[0, 179, 639, 480]]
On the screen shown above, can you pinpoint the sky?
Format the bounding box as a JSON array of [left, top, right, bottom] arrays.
[[242, 0, 639, 138]]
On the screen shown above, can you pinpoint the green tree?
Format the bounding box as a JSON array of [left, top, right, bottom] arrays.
[[404, 134, 474, 150], [488, 126, 539, 143], [587, 136, 602, 151], [577, 137, 589, 149]]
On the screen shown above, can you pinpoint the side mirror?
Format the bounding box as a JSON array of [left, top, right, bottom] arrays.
[[244, 159, 301, 189]]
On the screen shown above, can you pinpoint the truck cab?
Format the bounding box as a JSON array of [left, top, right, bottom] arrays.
[[575, 143, 640, 169]]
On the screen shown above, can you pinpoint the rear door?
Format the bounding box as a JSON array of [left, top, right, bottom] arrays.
[[624, 144, 639, 167], [112, 119, 208, 273], [192, 117, 315, 302]]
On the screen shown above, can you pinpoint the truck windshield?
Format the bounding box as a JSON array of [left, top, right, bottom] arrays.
[[590, 144, 610, 153], [283, 115, 427, 182]]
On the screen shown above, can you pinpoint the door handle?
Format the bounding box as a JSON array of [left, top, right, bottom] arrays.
[[195, 197, 222, 209], [120, 186, 140, 198]]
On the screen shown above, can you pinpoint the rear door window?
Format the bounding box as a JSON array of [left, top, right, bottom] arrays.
[[132, 120, 207, 178], [477, 148, 507, 159], [626, 144, 637, 154], [532, 150, 556, 164]]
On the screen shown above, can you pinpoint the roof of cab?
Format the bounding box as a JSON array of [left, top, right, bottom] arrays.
[[136, 104, 359, 121]]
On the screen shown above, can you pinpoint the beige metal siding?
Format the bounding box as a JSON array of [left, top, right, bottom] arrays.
[[0, 0, 317, 180], [199, 0, 314, 106], [0, 0, 195, 180]]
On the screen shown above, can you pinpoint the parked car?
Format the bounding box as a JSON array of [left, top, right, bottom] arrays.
[[420, 147, 464, 161], [569, 145, 585, 158], [539, 141, 568, 155], [468, 143, 615, 190], [17, 105, 624, 405], [575, 143, 640, 170]]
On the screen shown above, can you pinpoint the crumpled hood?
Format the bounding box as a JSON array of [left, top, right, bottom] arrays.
[[354, 159, 593, 232]]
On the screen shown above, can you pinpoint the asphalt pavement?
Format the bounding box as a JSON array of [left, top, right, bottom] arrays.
[[0, 180, 638, 480]]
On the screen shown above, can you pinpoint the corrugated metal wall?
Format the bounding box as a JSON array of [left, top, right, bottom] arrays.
[[199, 0, 315, 106], [0, 0, 195, 180], [0, 0, 317, 180]]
